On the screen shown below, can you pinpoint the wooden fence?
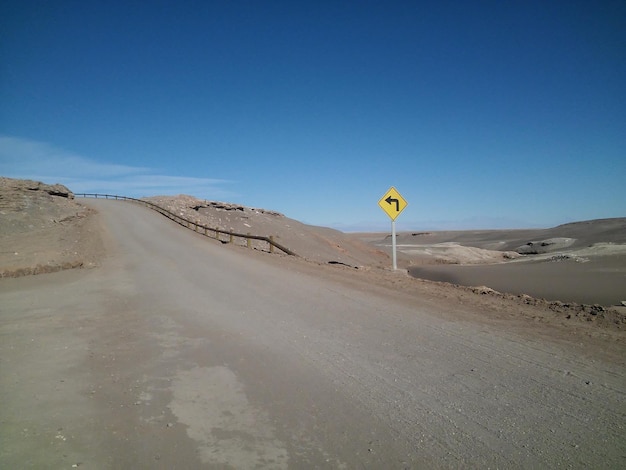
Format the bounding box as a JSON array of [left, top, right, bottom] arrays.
[[76, 193, 297, 256]]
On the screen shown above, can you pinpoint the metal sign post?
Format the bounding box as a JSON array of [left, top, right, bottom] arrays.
[[391, 219, 397, 270], [378, 187, 408, 270]]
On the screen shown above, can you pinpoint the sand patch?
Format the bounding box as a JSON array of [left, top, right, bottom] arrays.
[[397, 242, 520, 265]]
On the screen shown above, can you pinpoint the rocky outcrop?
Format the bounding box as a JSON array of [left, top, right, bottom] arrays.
[[0, 177, 74, 213], [515, 237, 576, 255], [0, 177, 99, 278], [2, 177, 73, 197]]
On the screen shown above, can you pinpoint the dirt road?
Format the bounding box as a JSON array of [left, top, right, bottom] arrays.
[[1, 199, 624, 468]]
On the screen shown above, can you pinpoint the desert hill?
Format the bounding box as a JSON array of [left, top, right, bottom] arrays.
[[389, 218, 626, 254], [144, 195, 389, 268], [378, 219, 626, 307]]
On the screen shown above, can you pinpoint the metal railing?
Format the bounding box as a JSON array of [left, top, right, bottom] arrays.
[[76, 193, 297, 256]]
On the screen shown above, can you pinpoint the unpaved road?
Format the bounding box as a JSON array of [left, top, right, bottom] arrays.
[[1, 199, 624, 468]]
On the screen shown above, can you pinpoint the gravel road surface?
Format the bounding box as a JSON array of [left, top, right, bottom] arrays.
[[1, 199, 624, 468]]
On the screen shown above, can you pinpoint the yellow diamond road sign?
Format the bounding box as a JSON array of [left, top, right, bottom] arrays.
[[378, 186, 408, 221]]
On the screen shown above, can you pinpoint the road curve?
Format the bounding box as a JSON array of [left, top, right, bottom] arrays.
[[1, 199, 624, 468]]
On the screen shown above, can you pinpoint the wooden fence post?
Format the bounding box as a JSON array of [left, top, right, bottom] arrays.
[[269, 236, 275, 253], [247, 233, 251, 249]]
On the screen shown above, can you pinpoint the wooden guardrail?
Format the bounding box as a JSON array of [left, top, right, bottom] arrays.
[[76, 193, 297, 256]]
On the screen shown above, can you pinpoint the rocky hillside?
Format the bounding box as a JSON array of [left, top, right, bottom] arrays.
[[0, 177, 99, 277], [145, 195, 389, 268]]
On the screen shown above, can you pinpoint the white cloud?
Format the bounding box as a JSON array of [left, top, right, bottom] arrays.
[[0, 136, 149, 178], [0, 135, 235, 199]]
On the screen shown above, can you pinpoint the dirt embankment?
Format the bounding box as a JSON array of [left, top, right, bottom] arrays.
[[144, 195, 389, 268], [0, 177, 104, 277]]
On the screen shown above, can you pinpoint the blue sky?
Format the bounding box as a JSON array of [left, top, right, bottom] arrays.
[[1, 1, 624, 230]]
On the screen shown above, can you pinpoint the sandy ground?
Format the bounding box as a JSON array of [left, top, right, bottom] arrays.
[[2, 196, 625, 468], [360, 221, 626, 309]]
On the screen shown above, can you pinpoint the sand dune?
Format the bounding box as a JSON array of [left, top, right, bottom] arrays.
[[364, 219, 626, 307]]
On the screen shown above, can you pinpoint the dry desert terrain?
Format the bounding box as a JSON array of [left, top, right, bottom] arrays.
[[3, 177, 623, 327], [1, 177, 625, 468]]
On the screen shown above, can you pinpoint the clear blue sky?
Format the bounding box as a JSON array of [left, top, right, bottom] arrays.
[[1, 1, 624, 230]]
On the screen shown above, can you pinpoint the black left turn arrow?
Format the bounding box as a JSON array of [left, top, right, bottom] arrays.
[[385, 196, 399, 212]]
